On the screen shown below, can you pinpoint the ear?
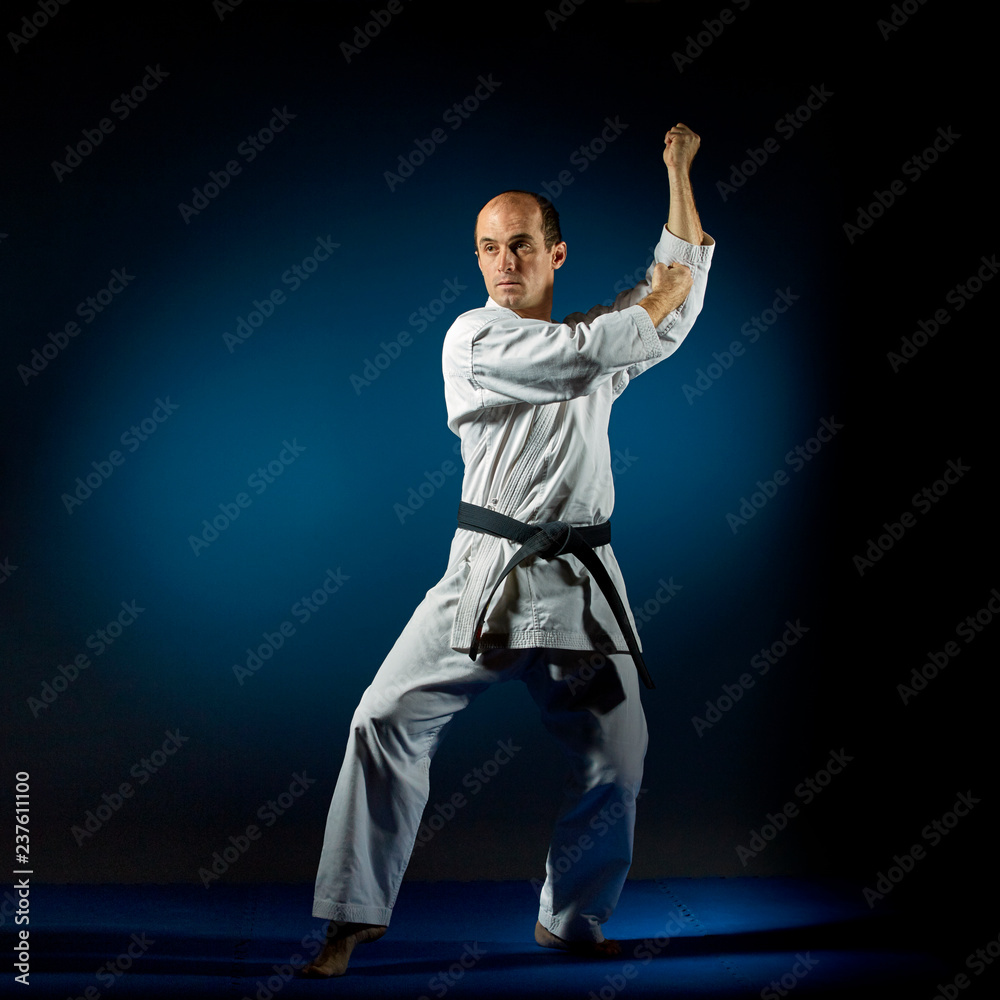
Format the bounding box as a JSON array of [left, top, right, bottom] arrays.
[[551, 241, 567, 270]]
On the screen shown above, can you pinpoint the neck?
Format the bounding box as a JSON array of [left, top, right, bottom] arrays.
[[511, 292, 553, 322]]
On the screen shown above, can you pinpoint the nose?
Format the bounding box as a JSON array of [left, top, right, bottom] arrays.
[[496, 245, 515, 272]]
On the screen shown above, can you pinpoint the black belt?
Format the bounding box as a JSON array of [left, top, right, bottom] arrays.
[[457, 501, 654, 689]]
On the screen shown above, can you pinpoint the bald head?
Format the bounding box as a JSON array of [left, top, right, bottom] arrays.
[[473, 189, 567, 321], [474, 190, 561, 252]]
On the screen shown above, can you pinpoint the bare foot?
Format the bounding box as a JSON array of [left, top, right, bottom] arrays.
[[534, 920, 621, 958], [299, 921, 388, 977]]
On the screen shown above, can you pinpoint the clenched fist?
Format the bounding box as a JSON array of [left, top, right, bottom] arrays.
[[639, 261, 693, 326], [650, 260, 692, 297], [663, 123, 701, 173]]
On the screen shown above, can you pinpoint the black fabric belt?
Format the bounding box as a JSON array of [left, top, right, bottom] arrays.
[[456, 501, 654, 689]]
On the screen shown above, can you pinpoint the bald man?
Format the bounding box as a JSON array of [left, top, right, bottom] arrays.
[[304, 124, 715, 977]]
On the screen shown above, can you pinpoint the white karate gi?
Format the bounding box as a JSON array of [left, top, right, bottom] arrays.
[[313, 226, 715, 942]]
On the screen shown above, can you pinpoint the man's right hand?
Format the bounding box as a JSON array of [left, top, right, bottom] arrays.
[[638, 261, 693, 326]]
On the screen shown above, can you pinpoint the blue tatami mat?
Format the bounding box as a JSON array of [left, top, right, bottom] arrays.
[[13, 878, 947, 998]]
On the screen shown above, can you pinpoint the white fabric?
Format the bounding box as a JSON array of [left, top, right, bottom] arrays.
[[312, 226, 714, 943], [444, 225, 714, 654], [313, 616, 648, 942]]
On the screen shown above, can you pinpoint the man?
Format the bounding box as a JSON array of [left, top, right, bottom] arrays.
[[303, 123, 714, 977]]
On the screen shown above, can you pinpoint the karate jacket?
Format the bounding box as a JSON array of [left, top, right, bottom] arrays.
[[441, 226, 715, 657]]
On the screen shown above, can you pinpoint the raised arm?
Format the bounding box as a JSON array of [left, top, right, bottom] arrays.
[[637, 122, 707, 326], [664, 122, 705, 246]]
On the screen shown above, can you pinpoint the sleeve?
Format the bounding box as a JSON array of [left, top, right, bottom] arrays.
[[443, 227, 715, 409], [443, 302, 665, 408], [566, 226, 715, 395]]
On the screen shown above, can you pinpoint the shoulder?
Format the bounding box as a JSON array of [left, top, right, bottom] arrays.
[[444, 304, 520, 349], [446, 304, 504, 335], [443, 305, 502, 370]]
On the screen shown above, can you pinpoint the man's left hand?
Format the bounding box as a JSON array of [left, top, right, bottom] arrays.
[[663, 123, 700, 173]]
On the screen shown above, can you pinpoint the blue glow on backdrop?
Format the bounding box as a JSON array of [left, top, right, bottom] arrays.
[[4, 1, 992, 904]]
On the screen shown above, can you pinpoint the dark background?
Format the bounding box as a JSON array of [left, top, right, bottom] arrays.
[[3, 0, 994, 956]]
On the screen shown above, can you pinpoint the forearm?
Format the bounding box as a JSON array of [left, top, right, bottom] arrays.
[[637, 280, 690, 326], [666, 166, 704, 246], [636, 226, 714, 342]]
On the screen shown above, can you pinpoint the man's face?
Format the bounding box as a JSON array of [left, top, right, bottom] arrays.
[[474, 195, 566, 321]]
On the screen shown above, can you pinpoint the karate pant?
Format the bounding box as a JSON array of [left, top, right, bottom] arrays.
[[312, 574, 648, 943]]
